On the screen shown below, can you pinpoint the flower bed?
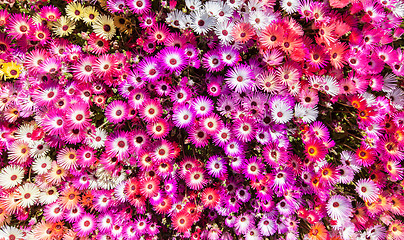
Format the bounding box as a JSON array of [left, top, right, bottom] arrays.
[[0, 0, 403, 239]]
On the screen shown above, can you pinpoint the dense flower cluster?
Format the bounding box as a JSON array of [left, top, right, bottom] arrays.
[[0, 0, 403, 239]]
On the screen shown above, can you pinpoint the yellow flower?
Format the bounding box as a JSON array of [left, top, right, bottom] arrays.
[[82, 6, 100, 25], [66, 2, 85, 21], [51, 16, 76, 37], [2, 61, 21, 79], [92, 15, 116, 40]]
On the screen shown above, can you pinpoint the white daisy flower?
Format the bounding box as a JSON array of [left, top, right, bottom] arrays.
[[215, 20, 235, 45], [294, 103, 318, 123], [387, 87, 404, 110], [322, 75, 340, 96], [271, 101, 293, 124], [185, 0, 202, 11], [29, 140, 50, 159], [39, 186, 59, 204], [16, 183, 40, 208], [355, 179, 380, 203], [190, 10, 216, 35], [0, 226, 24, 240], [166, 10, 186, 29], [0, 165, 25, 189], [32, 156, 52, 175], [281, 0, 300, 14], [326, 195, 353, 220], [249, 11, 269, 31]]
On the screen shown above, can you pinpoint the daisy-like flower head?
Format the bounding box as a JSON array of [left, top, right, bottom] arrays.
[[107, 0, 127, 13], [105, 100, 128, 124], [243, 156, 264, 180], [326, 195, 353, 220], [258, 215, 277, 236], [140, 177, 160, 198], [73, 56, 95, 83], [329, 42, 348, 69], [200, 113, 223, 135], [304, 139, 327, 162], [271, 168, 295, 197], [226, 64, 254, 93], [206, 155, 227, 179], [234, 214, 253, 235], [66, 102, 91, 130], [309, 121, 330, 141], [32, 81, 62, 107], [65, 2, 84, 21], [233, 117, 257, 143], [151, 139, 175, 163], [137, 56, 161, 83], [88, 33, 110, 55], [220, 46, 241, 67], [8, 140, 31, 167], [260, 24, 284, 49], [76, 146, 96, 167], [56, 147, 78, 170], [93, 54, 117, 79], [190, 10, 216, 34], [232, 22, 255, 44], [29, 23, 50, 45], [0, 226, 24, 240], [93, 15, 116, 40], [157, 46, 187, 73], [50, 16, 76, 37], [202, 50, 224, 72], [270, 96, 294, 124], [172, 211, 193, 233], [139, 98, 162, 123], [376, 134, 404, 162], [0, 165, 24, 189], [126, 0, 151, 14], [356, 179, 380, 203], [41, 109, 67, 136], [201, 187, 221, 209], [185, 167, 207, 190], [355, 144, 376, 167], [73, 213, 96, 237], [191, 96, 213, 117], [82, 6, 99, 25], [150, 23, 170, 44], [147, 119, 170, 139], [6, 13, 33, 39], [105, 130, 131, 161], [224, 139, 244, 157], [307, 222, 329, 240], [189, 125, 210, 148], [172, 104, 195, 129], [39, 6, 61, 21]]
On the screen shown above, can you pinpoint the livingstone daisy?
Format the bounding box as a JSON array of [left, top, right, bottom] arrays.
[[226, 64, 254, 93], [326, 195, 353, 220], [158, 46, 187, 73], [0, 165, 24, 189], [356, 179, 380, 203], [105, 130, 131, 161], [92, 15, 116, 40]]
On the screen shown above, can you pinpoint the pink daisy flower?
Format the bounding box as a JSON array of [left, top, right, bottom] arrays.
[[105, 130, 131, 161], [105, 100, 128, 124]]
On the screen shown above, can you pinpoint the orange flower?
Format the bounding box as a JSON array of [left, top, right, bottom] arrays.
[[231, 22, 255, 44], [308, 222, 329, 240], [59, 187, 81, 209]]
